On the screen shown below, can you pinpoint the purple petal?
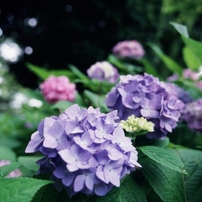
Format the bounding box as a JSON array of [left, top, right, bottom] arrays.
[[140, 109, 151, 117], [96, 165, 105, 182], [53, 166, 65, 178], [94, 183, 107, 196], [74, 174, 85, 192], [67, 163, 79, 172], [62, 173, 75, 186], [25, 132, 43, 153], [43, 135, 57, 148], [85, 175, 94, 190], [48, 121, 64, 138], [65, 121, 75, 134], [64, 104, 81, 119], [109, 171, 120, 187], [43, 117, 55, 134], [107, 148, 123, 160], [59, 149, 75, 163]]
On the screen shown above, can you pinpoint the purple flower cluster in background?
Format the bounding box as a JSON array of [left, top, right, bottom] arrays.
[[87, 61, 119, 83], [164, 82, 193, 104], [181, 98, 202, 133], [112, 40, 145, 59], [0, 160, 22, 178], [105, 73, 185, 138], [167, 68, 202, 91], [25, 104, 140, 198], [40, 75, 76, 103]]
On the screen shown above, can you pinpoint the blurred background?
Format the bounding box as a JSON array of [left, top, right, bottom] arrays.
[[0, 0, 202, 159], [1, 0, 202, 89]]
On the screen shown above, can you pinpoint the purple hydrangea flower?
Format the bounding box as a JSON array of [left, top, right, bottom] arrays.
[[105, 73, 185, 138], [163, 82, 193, 104], [181, 98, 202, 133], [87, 61, 119, 83], [25, 104, 141, 198], [112, 40, 145, 59]]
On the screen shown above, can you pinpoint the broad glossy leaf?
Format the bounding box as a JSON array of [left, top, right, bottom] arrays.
[[148, 43, 183, 75], [140, 155, 185, 202], [18, 156, 42, 172], [139, 58, 160, 78], [182, 47, 201, 70], [0, 177, 51, 202], [140, 148, 202, 202], [0, 145, 16, 162], [181, 36, 202, 64], [51, 100, 74, 111], [175, 149, 202, 202], [87, 175, 147, 202], [0, 162, 21, 178], [170, 22, 189, 38], [139, 146, 186, 174]]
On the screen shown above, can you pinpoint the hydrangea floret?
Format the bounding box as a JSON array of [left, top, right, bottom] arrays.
[[87, 61, 119, 83], [105, 73, 185, 138], [112, 40, 145, 59], [0, 160, 22, 178], [181, 98, 202, 133], [120, 115, 154, 137], [40, 75, 76, 103], [25, 104, 141, 198]]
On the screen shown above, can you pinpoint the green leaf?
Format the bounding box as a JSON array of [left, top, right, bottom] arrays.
[[170, 22, 189, 38], [83, 90, 108, 110], [144, 137, 170, 148], [0, 137, 21, 149], [26, 63, 50, 80], [148, 43, 183, 75], [140, 148, 202, 202], [0, 162, 21, 178], [31, 183, 71, 202], [51, 100, 74, 111], [0, 177, 52, 202], [18, 156, 42, 172], [139, 146, 186, 174], [107, 54, 128, 71], [26, 63, 76, 81], [139, 58, 160, 78], [0, 145, 16, 162], [176, 149, 202, 202], [88, 175, 147, 202], [182, 47, 201, 70], [69, 64, 89, 81], [140, 155, 185, 202], [181, 36, 202, 64]]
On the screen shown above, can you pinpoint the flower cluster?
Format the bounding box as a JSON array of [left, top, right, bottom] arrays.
[[40, 75, 76, 103], [0, 160, 22, 178], [112, 40, 145, 59], [25, 104, 141, 198], [120, 115, 154, 135], [183, 68, 199, 80], [87, 61, 119, 83], [164, 82, 193, 104], [167, 68, 202, 90], [105, 73, 185, 138], [181, 98, 202, 133]]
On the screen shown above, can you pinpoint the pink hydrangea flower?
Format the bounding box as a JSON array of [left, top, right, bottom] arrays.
[[183, 68, 199, 80], [40, 75, 76, 103], [0, 160, 22, 178], [112, 40, 145, 59]]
